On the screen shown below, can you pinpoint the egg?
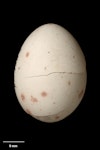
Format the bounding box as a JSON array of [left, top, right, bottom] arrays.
[[14, 23, 87, 123]]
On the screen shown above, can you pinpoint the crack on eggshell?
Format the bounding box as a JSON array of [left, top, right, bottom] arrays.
[[25, 72, 84, 78], [34, 109, 65, 118]]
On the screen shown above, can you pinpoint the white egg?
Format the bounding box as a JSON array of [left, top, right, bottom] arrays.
[[14, 23, 87, 123]]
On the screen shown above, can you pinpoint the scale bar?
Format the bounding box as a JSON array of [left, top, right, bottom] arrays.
[[3, 141, 25, 143]]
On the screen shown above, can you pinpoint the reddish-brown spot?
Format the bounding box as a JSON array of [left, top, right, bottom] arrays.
[[21, 94, 25, 101], [18, 67, 20, 70], [55, 116, 60, 119], [26, 52, 29, 57], [53, 102, 56, 104], [44, 67, 47, 70], [26, 109, 31, 115], [73, 55, 75, 58], [69, 72, 72, 74], [41, 91, 47, 97], [78, 90, 84, 99], [31, 96, 38, 102], [68, 81, 71, 85]]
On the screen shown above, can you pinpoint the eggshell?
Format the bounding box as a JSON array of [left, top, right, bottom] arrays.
[[14, 23, 87, 123]]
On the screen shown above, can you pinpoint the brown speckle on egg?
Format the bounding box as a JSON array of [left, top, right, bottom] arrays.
[[78, 90, 84, 99], [68, 81, 71, 85], [26, 52, 30, 57], [41, 91, 47, 97], [69, 72, 72, 74], [18, 67, 20, 70], [26, 109, 32, 115], [44, 66, 47, 70], [55, 116, 60, 119], [73, 55, 75, 58], [53, 102, 56, 104], [21, 94, 25, 101], [31, 96, 38, 102]]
